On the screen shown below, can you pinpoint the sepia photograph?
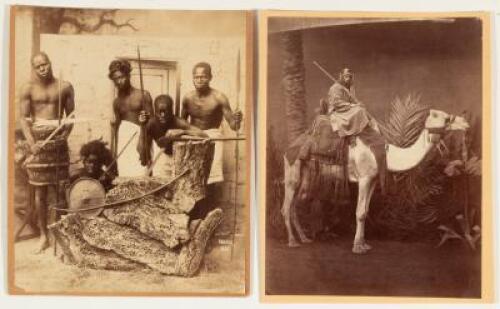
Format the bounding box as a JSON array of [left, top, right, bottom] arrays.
[[8, 5, 252, 296], [259, 11, 493, 302]]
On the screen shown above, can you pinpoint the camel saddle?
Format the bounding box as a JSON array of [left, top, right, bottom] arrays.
[[286, 114, 387, 195], [286, 115, 348, 166]]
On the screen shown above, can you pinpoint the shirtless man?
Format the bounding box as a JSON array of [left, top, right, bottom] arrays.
[[70, 139, 117, 192], [181, 62, 242, 132], [181, 62, 242, 219], [146, 94, 208, 153], [108, 59, 153, 176], [142, 95, 208, 177], [19, 52, 74, 252], [181, 62, 242, 182]]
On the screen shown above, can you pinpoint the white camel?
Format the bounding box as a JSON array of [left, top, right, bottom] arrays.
[[281, 109, 470, 254]]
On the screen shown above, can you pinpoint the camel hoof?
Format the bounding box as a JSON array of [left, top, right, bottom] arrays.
[[288, 240, 301, 248], [301, 237, 312, 244], [352, 244, 369, 254], [360, 242, 372, 251]]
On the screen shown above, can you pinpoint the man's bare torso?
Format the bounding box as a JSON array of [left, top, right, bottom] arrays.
[[25, 79, 72, 121], [182, 89, 224, 130], [114, 87, 150, 125]]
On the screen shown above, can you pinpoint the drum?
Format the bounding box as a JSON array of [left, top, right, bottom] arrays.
[[25, 124, 69, 186], [67, 177, 106, 218]]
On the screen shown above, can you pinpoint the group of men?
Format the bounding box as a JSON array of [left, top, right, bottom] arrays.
[[19, 50, 381, 254], [108, 59, 242, 180], [19, 51, 242, 253]]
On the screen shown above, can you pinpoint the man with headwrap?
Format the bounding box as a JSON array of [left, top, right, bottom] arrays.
[[328, 68, 387, 193]]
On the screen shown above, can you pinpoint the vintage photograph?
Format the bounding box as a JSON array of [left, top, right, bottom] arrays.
[[259, 11, 492, 301], [8, 6, 252, 295]]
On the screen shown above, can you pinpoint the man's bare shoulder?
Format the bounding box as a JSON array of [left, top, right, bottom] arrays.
[[132, 88, 152, 100], [112, 96, 121, 108], [61, 80, 74, 90], [183, 90, 198, 101], [19, 81, 35, 94], [210, 88, 229, 103]]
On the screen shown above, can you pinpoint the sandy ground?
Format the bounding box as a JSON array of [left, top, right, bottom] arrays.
[[266, 236, 481, 298], [13, 236, 246, 295]]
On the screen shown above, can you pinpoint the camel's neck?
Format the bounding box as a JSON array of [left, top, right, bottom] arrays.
[[386, 129, 435, 172]]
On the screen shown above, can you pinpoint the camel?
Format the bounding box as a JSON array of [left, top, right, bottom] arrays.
[[281, 109, 470, 253]]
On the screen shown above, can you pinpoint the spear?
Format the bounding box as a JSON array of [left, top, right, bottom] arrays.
[[101, 131, 138, 177], [137, 45, 151, 168], [22, 110, 76, 166], [145, 135, 247, 175], [230, 49, 241, 260], [53, 70, 63, 256]]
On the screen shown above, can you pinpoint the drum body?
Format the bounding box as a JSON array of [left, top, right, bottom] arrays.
[[68, 177, 106, 218], [25, 125, 69, 186]]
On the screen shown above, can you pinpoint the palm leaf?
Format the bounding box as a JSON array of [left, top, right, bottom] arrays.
[[374, 94, 447, 239], [381, 94, 429, 147]]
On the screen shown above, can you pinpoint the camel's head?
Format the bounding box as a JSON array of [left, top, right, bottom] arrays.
[[425, 109, 470, 133]]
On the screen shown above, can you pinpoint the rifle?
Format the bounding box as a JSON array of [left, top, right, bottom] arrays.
[[312, 61, 362, 105]]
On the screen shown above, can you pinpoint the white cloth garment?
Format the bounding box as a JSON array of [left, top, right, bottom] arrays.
[[204, 128, 224, 184], [152, 143, 174, 179], [117, 120, 146, 177]]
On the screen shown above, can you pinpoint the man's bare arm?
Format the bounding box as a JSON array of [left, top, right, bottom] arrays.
[[19, 83, 35, 147], [143, 91, 154, 122], [137, 91, 154, 166], [180, 96, 190, 121], [110, 99, 121, 158], [174, 117, 208, 137], [62, 82, 75, 138], [219, 92, 242, 131]]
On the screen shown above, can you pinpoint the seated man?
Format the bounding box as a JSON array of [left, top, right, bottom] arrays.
[[328, 68, 371, 135], [141, 94, 208, 177], [70, 139, 117, 192], [328, 68, 386, 193]]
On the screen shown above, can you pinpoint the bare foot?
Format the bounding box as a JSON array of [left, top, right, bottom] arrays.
[[34, 236, 50, 254]]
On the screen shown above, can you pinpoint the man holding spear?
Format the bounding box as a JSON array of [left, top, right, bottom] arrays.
[[181, 62, 243, 183], [108, 57, 153, 177], [181, 61, 243, 219], [19, 52, 74, 253]]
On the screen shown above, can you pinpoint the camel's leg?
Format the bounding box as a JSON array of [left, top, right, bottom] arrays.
[[353, 177, 373, 254], [291, 194, 312, 244], [358, 180, 376, 251], [281, 158, 300, 247]]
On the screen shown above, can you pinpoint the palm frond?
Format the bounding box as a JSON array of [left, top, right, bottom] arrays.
[[380, 94, 429, 147], [374, 94, 446, 239]]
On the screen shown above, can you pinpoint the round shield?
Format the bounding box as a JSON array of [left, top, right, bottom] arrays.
[[68, 177, 106, 218]]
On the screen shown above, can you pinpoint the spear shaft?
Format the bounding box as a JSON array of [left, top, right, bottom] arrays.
[[137, 46, 151, 168], [230, 49, 241, 260]]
